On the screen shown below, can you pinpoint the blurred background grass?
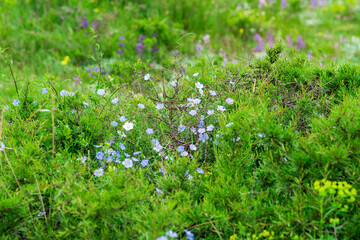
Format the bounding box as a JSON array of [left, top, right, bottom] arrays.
[[0, 0, 359, 99]]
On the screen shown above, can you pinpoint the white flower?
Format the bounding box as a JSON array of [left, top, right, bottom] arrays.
[[123, 122, 134, 131], [83, 102, 89, 107], [257, 133, 265, 138], [217, 105, 226, 112], [112, 98, 119, 104], [193, 72, 199, 77], [226, 98, 234, 105], [94, 168, 104, 177], [156, 103, 164, 110], [209, 90, 216, 96], [195, 82, 204, 89], [207, 110, 214, 115], [144, 73, 150, 81], [138, 103, 145, 109], [60, 90, 67, 97], [97, 89, 105, 95], [122, 158, 133, 168], [146, 128, 154, 135], [189, 110, 197, 116]]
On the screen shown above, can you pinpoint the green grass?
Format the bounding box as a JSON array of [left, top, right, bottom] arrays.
[[1, 1, 360, 239]]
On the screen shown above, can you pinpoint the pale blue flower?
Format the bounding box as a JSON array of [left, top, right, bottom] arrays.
[[13, 100, 20, 106], [140, 159, 149, 167], [96, 152, 105, 160], [171, 81, 177, 87], [184, 229, 194, 240], [119, 143, 126, 150], [226, 122, 234, 127], [132, 157, 139, 162], [193, 98, 201, 104], [195, 82, 203, 89], [60, 90, 67, 97], [177, 145, 185, 153], [112, 98, 119, 104], [2, 105, 9, 112], [122, 158, 133, 168], [257, 133, 265, 138], [138, 103, 145, 109], [178, 125, 186, 132], [180, 151, 188, 157], [94, 168, 104, 177], [83, 102, 89, 107], [190, 144, 197, 151], [155, 188, 163, 193], [111, 121, 118, 127], [156, 103, 164, 110], [146, 128, 154, 135], [157, 236, 168, 240], [119, 116, 127, 122], [206, 125, 214, 131], [217, 105, 226, 111], [193, 72, 199, 77], [97, 89, 105, 95], [70, 92, 75, 97], [198, 128, 206, 134], [209, 90, 216, 96], [134, 151, 141, 155], [207, 110, 214, 115], [42, 88, 48, 94], [189, 110, 197, 116], [197, 168, 204, 174], [166, 230, 178, 238], [226, 98, 234, 105]]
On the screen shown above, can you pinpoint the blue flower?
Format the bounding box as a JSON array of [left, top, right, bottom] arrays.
[[146, 128, 154, 135], [97, 89, 105, 95], [134, 151, 141, 155], [138, 103, 145, 109], [94, 168, 104, 177], [140, 159, 149, 167], [119, 116, 127, 122], [155, 188, 163, 193], [156, 103, 165, 110], [60, 90, 67, 97], [42, 88, 48, 94], [178, 125, 186, 132], [119, 143, 126, 150], [112, 98, 119, 104], [177, 145, 185, 153], [226, 98, 234, 105], [209, 90, 216, 96], [184, 229, 194, 240], [111, 121, 118, 127], [196, 168, 204, 174], [166, 230, 178, 238], [189, 110, 197, 116], [157, 236, 168, 240], [2, 105, 9, 112], [96, 152, 105, 160], [13, 100, 20, 106]]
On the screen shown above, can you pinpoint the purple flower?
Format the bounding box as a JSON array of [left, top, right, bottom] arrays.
[[203, 34, 210, 44], [138, 35, 146, 41], [196, 40, 202, 57], [281, 0, 287, 8], [267, 31, 274, 46], [119, 36, 125, 41], [286, 35, 293, 47], [295, 34, 305, 50], [152, 33, 158, 38], [118, 42, 125, 47], [81, 17, 88, 28]]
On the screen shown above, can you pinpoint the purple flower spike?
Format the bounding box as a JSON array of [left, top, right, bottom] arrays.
[[152, 33, 158, 38], [81, 17, 88, 28], [286, 35, 293, 47], [118, 42, 125, 47], [295, 34, 305, 50], [281, 0, 287, 8], [119, 36, 125, 41], [138, 35, 146, 41]]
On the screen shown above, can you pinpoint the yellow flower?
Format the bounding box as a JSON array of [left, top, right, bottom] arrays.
[[61, 56, 70, 65], [230, 234, 238, 240], [239, 28, 244, 34]]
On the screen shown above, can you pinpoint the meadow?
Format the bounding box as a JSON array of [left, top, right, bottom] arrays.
[[1, 0, 360, 239]]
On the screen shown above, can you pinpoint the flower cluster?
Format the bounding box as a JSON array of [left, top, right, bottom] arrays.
[[314, 179, 357, 203]]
